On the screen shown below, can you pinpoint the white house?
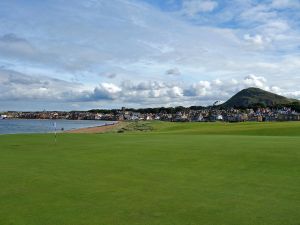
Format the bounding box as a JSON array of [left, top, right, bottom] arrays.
[[0, 115, 7, 119]]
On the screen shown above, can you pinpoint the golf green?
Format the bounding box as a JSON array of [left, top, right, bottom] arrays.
[[1, 122, 300, 225]]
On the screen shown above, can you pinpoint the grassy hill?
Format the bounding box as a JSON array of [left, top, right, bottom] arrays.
[[222, 87, 298, 108], [1, 121, 300, 225]]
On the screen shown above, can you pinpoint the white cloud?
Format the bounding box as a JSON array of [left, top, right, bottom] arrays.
[[168, 86, 184, 97], [0, 0, 300, 110], [271, 0, 300, 9], [183, 74, 291, 103], [212, 79, 222, 85], [1, 68, 299, 109], [100, 83, 122, 94], [244, 34, 266, 46], [182, 0, 218, 17], [239, 4, 277, 24], [236, 1, 299, 51], [0, 69, 87, 101], [91, 83, 122, 100], [285, 91, 300, 98], [243, 74, 267, 89]]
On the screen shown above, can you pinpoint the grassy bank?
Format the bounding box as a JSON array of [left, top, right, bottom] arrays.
[[1, 122, 300, 225]]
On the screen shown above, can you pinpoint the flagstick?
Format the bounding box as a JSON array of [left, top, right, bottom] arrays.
[[54, 122, 57, 144]]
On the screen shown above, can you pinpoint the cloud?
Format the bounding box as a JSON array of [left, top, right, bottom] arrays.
[[182, 0, 218, 17], [244, 34, 267, 46], [285, 91, 300, 98], [0, 69, 185, 105], [0, 33, 37, 58], [1, 68, 299, 110], [239, 4, 277, 24], [80, 80, 185, 106], [90, 83, 122, 100], [101, 72, 117, 79], [184, 81, 211, 97], [166, 68, 181, 76], [168, 86, 184, 97], [0, 0, 300, 110], [234, 1, 299, 50], [271, 0, 300, 9], [243, 74, 267, 89], [0, 68, 86, 101], [183, 74, 285, 102]]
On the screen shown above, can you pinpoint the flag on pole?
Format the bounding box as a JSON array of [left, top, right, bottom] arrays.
[[54, 122, 57, 144]]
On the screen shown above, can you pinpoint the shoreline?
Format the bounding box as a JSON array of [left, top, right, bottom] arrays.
[[64, 121, 121, 134], [0, 119, 118, 135]]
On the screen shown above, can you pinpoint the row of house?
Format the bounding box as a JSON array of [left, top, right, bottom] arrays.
[[5, 107, 300, 122]]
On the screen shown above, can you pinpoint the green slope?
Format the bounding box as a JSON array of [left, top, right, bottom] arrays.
[[222, 87, 298, 108], [1, 122, 300, 225], [122, 120, 300, 136]]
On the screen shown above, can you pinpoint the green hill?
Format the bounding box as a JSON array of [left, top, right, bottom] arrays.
[[222, 87, 298, 108]]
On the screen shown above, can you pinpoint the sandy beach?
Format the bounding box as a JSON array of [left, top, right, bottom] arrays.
[[65, 122, 121, 133]]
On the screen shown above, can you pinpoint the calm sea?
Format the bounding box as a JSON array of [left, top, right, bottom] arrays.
[[0, 119, 115, 134]]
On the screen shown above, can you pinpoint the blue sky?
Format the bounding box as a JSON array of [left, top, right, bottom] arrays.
[[0, 0, 300, 111]]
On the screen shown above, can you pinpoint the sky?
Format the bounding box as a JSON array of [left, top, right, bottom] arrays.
[[0, 0, 300, 111]]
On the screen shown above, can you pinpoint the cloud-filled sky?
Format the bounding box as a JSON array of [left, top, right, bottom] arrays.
[[0, 0, 300, 111]]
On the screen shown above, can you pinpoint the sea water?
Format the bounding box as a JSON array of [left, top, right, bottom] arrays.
[[0, 119, 115, 134]]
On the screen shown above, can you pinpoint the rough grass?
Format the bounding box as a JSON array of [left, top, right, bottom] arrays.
[[127, 121, 300, 136], [1, 122, 300, 225]]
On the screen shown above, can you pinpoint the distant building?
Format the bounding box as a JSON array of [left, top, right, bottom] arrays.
[[0, 115, 7, 119]]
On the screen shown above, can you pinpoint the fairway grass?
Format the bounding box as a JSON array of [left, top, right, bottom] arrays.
[[1, 122, 300, 225]]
